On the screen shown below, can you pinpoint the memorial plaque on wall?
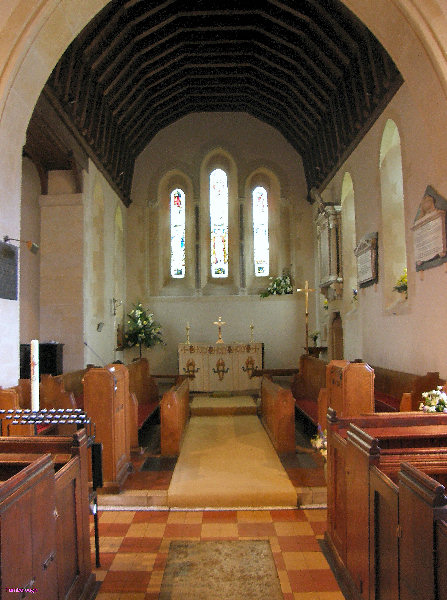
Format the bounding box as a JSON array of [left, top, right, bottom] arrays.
[[411, 186, 447, 271], [0, 241, 18, 300], [354, 232, 378, 288]]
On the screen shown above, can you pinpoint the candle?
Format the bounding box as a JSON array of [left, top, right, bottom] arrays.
[[30, 339, 39, 411]]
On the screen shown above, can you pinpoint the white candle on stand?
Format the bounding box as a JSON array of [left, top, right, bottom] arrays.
[[30, 339, 39, 411]]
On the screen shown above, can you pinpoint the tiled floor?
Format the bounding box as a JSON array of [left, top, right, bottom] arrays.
[[90, 507, 345, 600], [91, 417, 342, 599]]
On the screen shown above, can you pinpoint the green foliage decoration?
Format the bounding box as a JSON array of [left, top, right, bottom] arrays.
[[124, 302, 164, 357]]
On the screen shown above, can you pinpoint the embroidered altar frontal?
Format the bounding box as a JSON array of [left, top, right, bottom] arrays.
[[178, 343, 263, 392]]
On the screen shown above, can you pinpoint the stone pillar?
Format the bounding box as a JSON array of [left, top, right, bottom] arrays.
[[39, 171, 84, 372]]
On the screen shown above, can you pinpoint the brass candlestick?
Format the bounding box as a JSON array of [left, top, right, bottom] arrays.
[[249, 321, 254, 343], [186, 322, 191, 344]]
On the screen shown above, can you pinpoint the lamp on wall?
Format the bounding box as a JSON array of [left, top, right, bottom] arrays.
[[3, 235, 39, 254]]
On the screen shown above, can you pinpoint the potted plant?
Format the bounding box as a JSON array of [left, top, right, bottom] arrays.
[[260, 271, 293, 297], [124, 302, 164, 358], [393, 268, 408, 299]]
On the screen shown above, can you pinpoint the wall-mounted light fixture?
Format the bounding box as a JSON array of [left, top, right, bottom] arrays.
[[111, 297, 123, 316], [3, 235, 39, 254]]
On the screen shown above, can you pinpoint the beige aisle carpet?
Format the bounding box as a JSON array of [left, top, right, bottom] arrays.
[[167, 414, 297, 509]]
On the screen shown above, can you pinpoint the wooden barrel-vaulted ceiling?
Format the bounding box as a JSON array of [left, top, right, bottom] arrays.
[[29, 0, 403, 206]]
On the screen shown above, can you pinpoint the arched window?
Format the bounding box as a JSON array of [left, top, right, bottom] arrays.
[[170, 188, 185, 278], [210, 168, 228, 278], [380, 119, 407, 306], [341, 172, 357, 309], [253, 186, 269, 276]]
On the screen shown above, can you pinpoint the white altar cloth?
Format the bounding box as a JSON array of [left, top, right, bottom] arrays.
[[178, 342, 263, 392]]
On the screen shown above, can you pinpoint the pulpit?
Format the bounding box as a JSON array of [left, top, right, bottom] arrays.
[[178, 343, 264, 392]]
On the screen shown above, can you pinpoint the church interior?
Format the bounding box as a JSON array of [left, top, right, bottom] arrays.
[[2, 1, 447, 599]]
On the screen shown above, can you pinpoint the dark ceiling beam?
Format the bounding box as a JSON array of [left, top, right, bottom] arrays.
[[131, 88, 307, 155], [120, 65, 318, 138], [40, 0, 404, 204]]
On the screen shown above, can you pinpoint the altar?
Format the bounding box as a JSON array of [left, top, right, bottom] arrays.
[[178, 342, 264, 392]]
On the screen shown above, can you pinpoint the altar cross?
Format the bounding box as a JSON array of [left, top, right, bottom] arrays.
[[213, 316, 227, 344], [296, 281, 316, 354]]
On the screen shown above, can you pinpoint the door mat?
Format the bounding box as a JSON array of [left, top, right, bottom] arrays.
[[141, 456, 177, 471], [159, 540, 283, 600]]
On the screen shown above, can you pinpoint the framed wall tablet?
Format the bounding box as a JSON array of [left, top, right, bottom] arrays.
[[0, 241, 18, 300], [354, 232, 378, 288], [411, 185, 447, 271]]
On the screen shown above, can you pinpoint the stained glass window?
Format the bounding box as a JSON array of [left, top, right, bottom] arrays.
[[210, 169, 229, 278], [170, 188, 185, 278], [253, 186, 269, 276]]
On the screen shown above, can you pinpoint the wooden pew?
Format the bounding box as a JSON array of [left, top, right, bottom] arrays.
[[260, 376, 295, 454], [0, 429, 95, 600], [372, 365, 444, 412], [326, 408, 447, 600], [160, 377, 189, 456], [291, 354, 328, 426], [83, 364, 132, 492], [317, 360, 374, 430], [126, 357, 160, 430]]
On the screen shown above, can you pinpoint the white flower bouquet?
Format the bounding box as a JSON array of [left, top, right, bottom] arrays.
[[419, 386, 447, 413]]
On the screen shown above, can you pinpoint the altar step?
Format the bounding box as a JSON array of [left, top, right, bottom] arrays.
[[189, 395, 258, 416], [96, 485, 327, 510]]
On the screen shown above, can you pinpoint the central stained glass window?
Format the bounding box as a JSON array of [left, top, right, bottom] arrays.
[[210, 169, 229, 278], [170, 188, 185, 278], [253, 186, 269, 276]]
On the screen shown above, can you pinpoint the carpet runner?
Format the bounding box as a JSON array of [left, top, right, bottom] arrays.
[[167, 395, 297, 509]]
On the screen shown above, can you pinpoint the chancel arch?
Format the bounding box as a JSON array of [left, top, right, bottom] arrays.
[[379, 119, 408, 308]]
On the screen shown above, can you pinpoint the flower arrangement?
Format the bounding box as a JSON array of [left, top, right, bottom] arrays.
[[260, 271, 293, 297], [323, 299, 329, 311], [311, 426, 327, 460], [124, 302, 164, 357], [419, 386, 447, 413], [352, 288, 358, 303], [310, 330, 320, 346], [393, 268, 408, 298]]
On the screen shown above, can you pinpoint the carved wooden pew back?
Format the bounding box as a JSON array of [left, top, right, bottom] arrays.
[[326, 408, 447, 600], [160, 377, 189, 456], [260, 376, 295, 454]]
